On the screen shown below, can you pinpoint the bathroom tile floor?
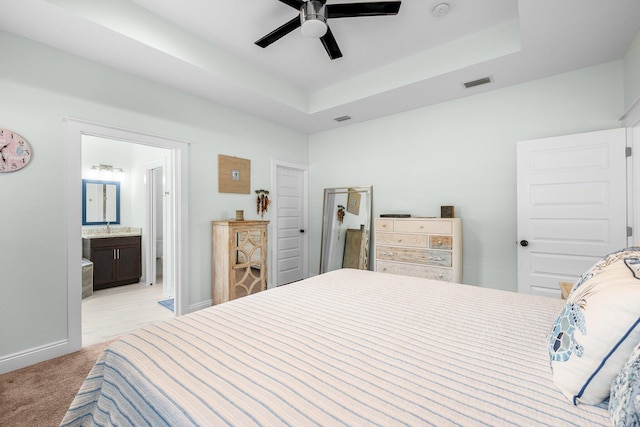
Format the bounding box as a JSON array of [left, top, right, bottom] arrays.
[[82, 280, 174, 347]]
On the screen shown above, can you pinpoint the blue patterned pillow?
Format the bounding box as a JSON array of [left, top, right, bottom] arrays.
[[610, 343, 640, 426], [548, 247, 640, 405]]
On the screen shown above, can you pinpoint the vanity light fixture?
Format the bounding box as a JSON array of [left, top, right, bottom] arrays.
[[89, 164, 125, 181]]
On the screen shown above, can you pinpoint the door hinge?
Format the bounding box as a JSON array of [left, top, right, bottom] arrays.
[[628, 226, 633, 237], [627, 147, 632, 157]]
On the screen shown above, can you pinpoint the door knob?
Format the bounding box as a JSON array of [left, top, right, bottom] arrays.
[[300, 229, 305, 233], [520, 240, 529, 247]]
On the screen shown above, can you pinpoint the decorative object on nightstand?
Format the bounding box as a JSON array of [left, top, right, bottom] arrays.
[[0, 128, 32, 172], [211, 220, 269, 305], [235, 210, 244, 221], [375, 217, 462, 282], [440, 205, 454, 218]]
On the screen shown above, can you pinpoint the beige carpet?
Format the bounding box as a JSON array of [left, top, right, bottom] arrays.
[[0, 340, 113, 427]]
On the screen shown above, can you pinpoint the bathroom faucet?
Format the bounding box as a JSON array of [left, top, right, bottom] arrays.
[[106, 221, 111, 234]]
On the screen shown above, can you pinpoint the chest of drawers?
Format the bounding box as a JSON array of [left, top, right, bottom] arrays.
[[374, 217, 462, 282]]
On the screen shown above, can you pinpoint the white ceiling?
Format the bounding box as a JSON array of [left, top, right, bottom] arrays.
[[0, 0, 639, 134]]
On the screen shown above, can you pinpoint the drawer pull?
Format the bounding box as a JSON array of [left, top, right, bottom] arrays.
[[383, 252, 395, 256], [429, 256, 444, 261]]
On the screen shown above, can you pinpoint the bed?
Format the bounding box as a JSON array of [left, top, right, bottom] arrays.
[[60, 269, 609, 426]]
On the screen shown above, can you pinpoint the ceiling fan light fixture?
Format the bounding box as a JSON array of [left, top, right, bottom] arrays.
[[301, 19, 328, 38], [300, 1, 328, 38]]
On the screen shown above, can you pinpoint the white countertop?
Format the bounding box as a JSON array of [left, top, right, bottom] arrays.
[[82, 226, 142, 239]]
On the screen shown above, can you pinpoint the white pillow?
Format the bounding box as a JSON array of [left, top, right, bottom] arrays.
[[548, 247, 640, 405], [610, 342, 640, 426]]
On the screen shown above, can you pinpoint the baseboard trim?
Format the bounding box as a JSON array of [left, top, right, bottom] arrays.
[[1, 299, 212, 374], [189, 300, 212, 312], [0, 339, 69, 375]]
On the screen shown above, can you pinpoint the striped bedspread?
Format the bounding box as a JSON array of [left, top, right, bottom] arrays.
[[60, 269, 609, 426]]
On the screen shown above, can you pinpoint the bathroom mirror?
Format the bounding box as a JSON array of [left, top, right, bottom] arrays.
[[319, 185, 372, 274], [82, 179, 121, 225]]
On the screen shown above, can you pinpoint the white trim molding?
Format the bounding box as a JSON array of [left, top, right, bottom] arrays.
[[0, 341, 68, 374], [621, 95, 640, 128], [65, 118, 190, 353]]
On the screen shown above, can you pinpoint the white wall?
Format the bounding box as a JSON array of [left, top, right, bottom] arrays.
[[309, 61, 625, 292], [0, 31, 307, 361]]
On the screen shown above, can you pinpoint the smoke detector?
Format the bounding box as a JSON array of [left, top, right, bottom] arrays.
[[432, 3, 450, 18]]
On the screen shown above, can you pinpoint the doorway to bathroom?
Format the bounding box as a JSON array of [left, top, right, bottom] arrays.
[[66, 118, 189, 353], [80, 137, 175, 345]]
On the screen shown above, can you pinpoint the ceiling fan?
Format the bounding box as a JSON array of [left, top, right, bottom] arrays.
[[255, 0, 402, 60]]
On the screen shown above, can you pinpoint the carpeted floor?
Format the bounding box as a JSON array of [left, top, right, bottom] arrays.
[[0, 340, 113, 427]]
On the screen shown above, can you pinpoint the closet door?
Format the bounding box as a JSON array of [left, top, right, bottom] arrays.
[[516, 128, 628, 297]]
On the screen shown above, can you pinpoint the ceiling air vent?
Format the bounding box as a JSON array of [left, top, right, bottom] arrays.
[[334, 115, 352, 122], [463, 76, 492, 89]]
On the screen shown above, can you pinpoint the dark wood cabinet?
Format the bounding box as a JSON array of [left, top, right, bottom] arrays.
[[82, 236, 142, 290]]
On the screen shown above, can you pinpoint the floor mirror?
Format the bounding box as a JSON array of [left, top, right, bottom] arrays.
[[319, 186, 372, 274]]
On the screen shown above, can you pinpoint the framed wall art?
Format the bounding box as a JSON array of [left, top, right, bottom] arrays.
[[218, 154, 250, 194]]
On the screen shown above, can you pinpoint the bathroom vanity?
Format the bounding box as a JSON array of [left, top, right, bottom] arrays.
[[82, 228, 142, 290]]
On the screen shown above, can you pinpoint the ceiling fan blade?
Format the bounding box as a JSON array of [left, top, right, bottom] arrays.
[[326, 1, 401, 19], [278, 0, 304, 9], [320, 27, 342, 60], [255, 16, 301, 48]]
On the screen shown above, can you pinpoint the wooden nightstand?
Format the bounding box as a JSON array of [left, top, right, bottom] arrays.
[[211, 220, 269, 305]]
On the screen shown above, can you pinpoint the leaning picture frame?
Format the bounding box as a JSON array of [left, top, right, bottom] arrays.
[[346, 189, 362, 215]]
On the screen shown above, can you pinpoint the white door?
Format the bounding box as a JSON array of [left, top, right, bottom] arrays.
[[272, 163, 308, 286], [517, 128, 629, 297]]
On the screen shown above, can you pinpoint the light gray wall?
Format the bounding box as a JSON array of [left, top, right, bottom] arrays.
[[1, 23, 639, 368], [308, 61, 625, 291], [625, 30, 640, 111], [0, 31, 308, 358]]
